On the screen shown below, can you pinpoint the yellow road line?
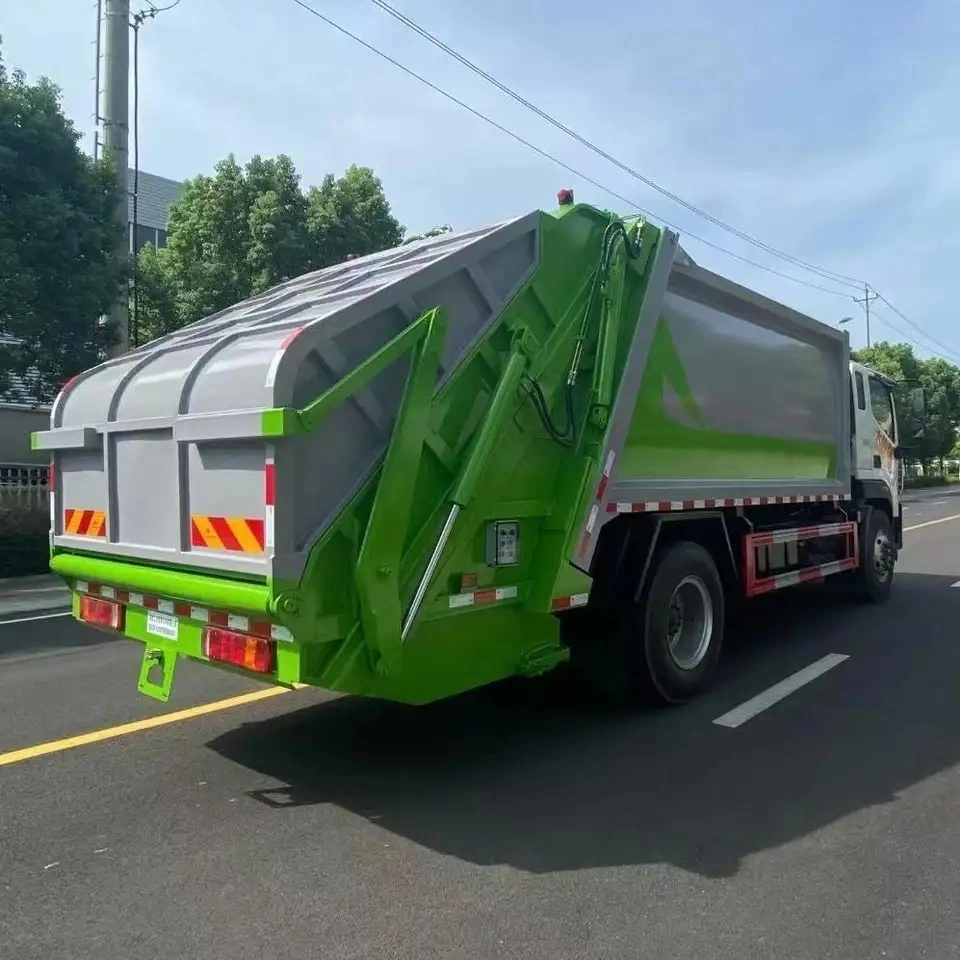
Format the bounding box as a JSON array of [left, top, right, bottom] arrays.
[[0, 685, 294, 768], [904, 513, 960, 532], [3, 510, 957, 770]]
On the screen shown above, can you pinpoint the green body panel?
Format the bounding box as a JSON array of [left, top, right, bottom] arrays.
[[623, 316, 836, 481]]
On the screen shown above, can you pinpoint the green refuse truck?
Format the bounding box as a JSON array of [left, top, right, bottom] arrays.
[[33, 191, 924, 705]]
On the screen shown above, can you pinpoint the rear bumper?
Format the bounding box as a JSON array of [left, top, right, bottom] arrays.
[[52, 551, 274, 617], [64, 566, 300, 702]]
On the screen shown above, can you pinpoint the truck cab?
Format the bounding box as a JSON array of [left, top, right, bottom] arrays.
[[851, 361, 900, 489], [849, 360, 923, 551]]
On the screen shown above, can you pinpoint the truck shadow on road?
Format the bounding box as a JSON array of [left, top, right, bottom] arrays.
[[208, 571, 960, 879]]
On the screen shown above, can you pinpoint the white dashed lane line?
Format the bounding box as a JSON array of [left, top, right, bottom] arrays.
[[904, 514, 960, 533], [0, 612, 71, 627], [713, 654, 850, 729]]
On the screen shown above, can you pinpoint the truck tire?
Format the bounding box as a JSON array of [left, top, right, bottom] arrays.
[[847, 507, 895, 602], [628, 540, 725, 704]]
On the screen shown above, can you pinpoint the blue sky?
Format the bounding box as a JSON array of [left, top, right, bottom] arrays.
[[4, 0, 959, 358]]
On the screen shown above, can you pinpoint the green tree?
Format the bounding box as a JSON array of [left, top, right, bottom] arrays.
[[854, 341, 960, 469], [852, 341, 921, 382], [306, 165, 404, 265], [0, 39, 125, 400], [134, 157, 403, 344], [915, 356, 960, 468]]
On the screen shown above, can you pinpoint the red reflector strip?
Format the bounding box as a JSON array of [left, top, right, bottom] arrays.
[[745, 557, 857, 597], [747, 521, 856, 547], [73, 581, 295, 643], [264, 461, 276, 506], [203, 627, 275, 674], [607, 493, 851, 514], [79, 595, 124, 630], [448, 585, 518, 609], [279, 327, 303, 349], [577, 449, 616, 558], [550, 592, 590, 612]]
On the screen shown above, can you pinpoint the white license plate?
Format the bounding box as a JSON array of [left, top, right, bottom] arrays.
[[146, 610, 179, 641]]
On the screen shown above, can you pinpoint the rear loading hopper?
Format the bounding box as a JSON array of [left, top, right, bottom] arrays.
[[36, 196, 851, 705]]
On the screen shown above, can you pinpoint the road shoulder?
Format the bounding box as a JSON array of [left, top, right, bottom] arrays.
[[0, 574, 71, 621]]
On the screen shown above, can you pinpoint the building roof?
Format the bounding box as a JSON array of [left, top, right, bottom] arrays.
[[126, 170, 183, 231]]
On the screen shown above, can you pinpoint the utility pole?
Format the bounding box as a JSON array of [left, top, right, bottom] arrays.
[[102, 0, 130, 356], [853, 283, 879, 348]]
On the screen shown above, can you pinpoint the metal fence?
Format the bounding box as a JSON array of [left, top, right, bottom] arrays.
[[0, 463, 50, 512]]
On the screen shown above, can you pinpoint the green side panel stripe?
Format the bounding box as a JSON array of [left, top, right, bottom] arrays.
[[625, 317, 838, 480]]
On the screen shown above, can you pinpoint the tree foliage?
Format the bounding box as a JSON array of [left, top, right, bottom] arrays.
[[0, 38, 125, 401], [853, 341, 960, 466], [133, 155, 404, 344]]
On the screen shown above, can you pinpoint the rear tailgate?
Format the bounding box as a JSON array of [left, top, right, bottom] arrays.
[[34, 213, 542, 587]]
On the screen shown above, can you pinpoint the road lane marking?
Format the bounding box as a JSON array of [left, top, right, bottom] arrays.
[[0, 686, 295, 768], [1, 510, 954, 762], [713, 653, 849, 729], [952, 582, 960, 589], [904, 513, 960, 532], [0, 612, 72, 626]]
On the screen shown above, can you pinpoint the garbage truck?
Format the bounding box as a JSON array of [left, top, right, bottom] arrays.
[[32, 190, 924, 706]]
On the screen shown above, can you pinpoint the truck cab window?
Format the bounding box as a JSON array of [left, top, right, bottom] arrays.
[[868, 375, 895, 439], [855, 372, 866, 410]]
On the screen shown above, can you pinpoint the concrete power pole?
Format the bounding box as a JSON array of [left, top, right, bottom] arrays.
[[102, 0, 130, 356], [853, 283, 879, 349]]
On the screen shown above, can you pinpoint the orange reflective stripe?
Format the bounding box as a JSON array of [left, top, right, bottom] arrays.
[[190, 516, 265, 553]]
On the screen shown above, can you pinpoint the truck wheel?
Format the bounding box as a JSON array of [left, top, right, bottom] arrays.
[[628, 540, 725, 704], [848, 508, 895, 602]]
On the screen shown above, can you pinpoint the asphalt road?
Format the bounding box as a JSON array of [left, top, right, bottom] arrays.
[[3, 498, 960, 960]]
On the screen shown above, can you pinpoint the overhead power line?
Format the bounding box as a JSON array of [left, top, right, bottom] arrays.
[[847, 294, 960, 364], [288, 0, 853, 298], [289, 0, 958, 359], [873, 294, 960, 364], [364, 0, 865, 291], [867, 310, 960, 365]]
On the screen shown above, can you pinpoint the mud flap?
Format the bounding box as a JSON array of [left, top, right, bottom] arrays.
[[137, 646, 178, 702]]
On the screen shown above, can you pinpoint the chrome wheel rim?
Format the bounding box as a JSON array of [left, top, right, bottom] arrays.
[[666, 576, 714, 671], [873, 530, 893, 582]]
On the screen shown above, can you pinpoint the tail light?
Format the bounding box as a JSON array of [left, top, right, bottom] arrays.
[[79, 596, 124, 630], [203, 627, 275, 674]]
